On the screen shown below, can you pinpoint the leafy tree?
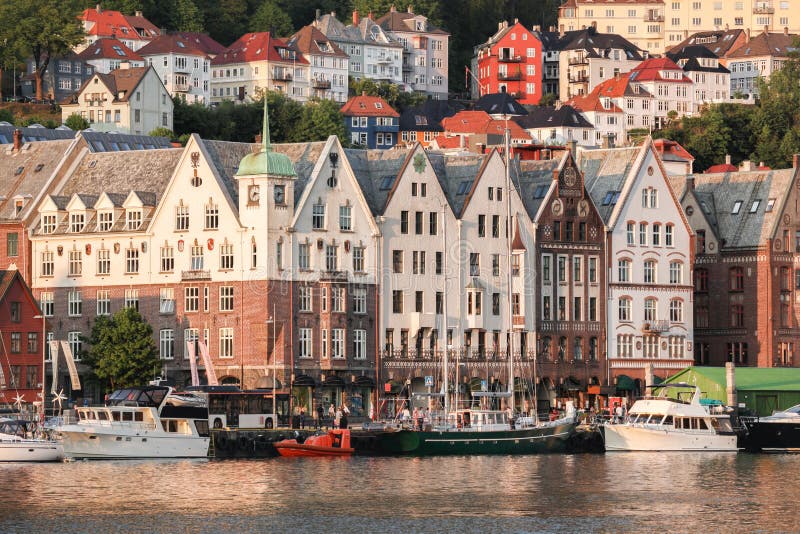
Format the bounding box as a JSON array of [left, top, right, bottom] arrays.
[[64, 113, 89, 130], [293, 98, 347, 142], [539, 93, 557, 107], [249, 0, 294, 36], [0, 108, 14, 123], [173, 0, 205, 32], [82, 308, 161, 392], [349, 78, 426, 112], [204, 0, 248, 46], [0, 0, 85, 101], [149, 126, 177, 140]]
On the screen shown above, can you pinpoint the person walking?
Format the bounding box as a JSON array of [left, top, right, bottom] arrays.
[[328, 403, 335, 429], [316, 404, 324, 430], [340, 405, 348, 429], [334, 406, 342, 429]]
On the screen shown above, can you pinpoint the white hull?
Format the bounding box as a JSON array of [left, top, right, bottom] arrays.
[[0, 441, 64, 462], [59, 427, 209, 459], [603, 424, 737, 452]]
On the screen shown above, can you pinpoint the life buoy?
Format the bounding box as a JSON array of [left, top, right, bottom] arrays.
[[213, 418, 223, 429]]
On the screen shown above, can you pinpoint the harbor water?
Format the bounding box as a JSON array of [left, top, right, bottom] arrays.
[[0, 453, 797, 532]]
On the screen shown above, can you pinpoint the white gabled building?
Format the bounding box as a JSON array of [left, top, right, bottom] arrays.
[[288, 25, 350, 103], [581, 139, 694, 388]]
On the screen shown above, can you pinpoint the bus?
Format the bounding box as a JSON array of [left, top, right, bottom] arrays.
[[204, 389, 291, 429]]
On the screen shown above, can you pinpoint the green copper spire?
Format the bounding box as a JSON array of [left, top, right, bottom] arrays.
[[235, 89, 296, 178]]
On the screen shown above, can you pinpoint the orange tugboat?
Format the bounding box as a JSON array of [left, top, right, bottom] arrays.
[[274, 429, 354, 458]]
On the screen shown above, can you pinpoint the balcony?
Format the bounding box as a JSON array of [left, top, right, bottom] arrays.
[[498, 55, 523, 63], [376, 55, 393, 64], [753, 5, 774, 14], [641, 320, 670, 333], [312, 78, 331, 89], [173, 82, 190, 92], [272, 70, 292, 82], [568, 56, 588, 66], [409, 312, 436, 334], [181, 269, 210, 281], [402, 63, 412, 72], [513, 315, 525, 329], [319, 270, 347, 282], [466, 314, 484, 331], [643, 14, 665, 22], [498, 71, 522, 81], [569, 74, 588, 83]]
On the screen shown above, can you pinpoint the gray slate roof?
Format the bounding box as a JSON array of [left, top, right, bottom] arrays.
[[558, 28, 644, 59], [578, 146, 641, 223], [515, 105, 593, 129], [671, 169, 796, 249], [515, 158, 561, 220]]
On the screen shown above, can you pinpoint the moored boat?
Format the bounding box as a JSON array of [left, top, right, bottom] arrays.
[[56, 386, 210, 459], [741, 404, 800, 452], [274, 429, 354, 457], [602, 383, 738, 452], [0, 419, 63, 462]]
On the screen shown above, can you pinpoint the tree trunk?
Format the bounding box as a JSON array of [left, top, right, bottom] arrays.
[[35, 70, 43, 101], [0, 65, 4, 102]]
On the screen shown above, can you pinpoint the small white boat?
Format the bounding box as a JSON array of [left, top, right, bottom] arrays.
[[0, 431, 63, 462], [602, 383, 738, 452], [57, 386, 210, 459]]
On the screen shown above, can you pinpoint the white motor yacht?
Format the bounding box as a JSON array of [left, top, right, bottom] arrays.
[[57, 386, 210, 459], [602, 383, 738, 452]]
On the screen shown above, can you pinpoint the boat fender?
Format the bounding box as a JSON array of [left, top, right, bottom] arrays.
[[216, 434, 229, 450]]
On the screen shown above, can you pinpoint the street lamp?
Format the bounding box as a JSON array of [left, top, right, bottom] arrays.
[[33, 314, 46, 421], [266, 303, 277, 426]]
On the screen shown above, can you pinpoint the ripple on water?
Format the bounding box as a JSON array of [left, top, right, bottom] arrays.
[[0, 454, 798, 533]]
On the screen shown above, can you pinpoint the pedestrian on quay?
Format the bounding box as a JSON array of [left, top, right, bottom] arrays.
[[412, 407, 420, 430], [316, 404, 324, 430], [328, 403, 335, 428], [299, 408, 306, 429], [340, 405, 348, 429], [334, 406, 342, 429]]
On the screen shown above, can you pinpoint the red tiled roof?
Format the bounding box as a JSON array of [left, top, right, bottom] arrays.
[[653, 138, 695, 161], [630, 57, 692, 83], [433, 134, 463, 149], [76, 38, 143, 61], [441, 110, 531, 139], [211, 32, 309, 65], [705, 163, 738, 173], [137, 33, 225, 57], [340, 95, 399, 117], [289, 25, 349, 58], [595, 73, 633, 98], [80, 8, 158, 40], [565, 92, 623, 114]]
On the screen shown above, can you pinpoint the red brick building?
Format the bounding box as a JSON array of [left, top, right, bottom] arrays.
[[673, 160, 800, 368], [0, 271, 44, 407], [474, 21, 543, 105]]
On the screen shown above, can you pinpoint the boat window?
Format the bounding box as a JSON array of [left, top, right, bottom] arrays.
[[662, 415, 673, 426], [88, 411, 97, 421], [78, 411, 86, 421], [647, 414, 663, 425], [195, 420, 209, 436], [97, 411, 109, 421], [134, 412, 143, 422], [122, 412, 133, 421], [698, 418, 709, 430], [112, 411, 121, 421]]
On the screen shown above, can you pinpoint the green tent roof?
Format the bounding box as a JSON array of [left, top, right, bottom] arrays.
[[666, 366, 800, 391]]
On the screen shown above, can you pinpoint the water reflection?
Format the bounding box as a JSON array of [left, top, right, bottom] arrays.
[[0, 454, 798, 532]]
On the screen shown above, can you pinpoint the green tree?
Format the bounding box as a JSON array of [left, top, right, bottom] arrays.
[[149, 127, 177, 140], [249, 0, 294, 36], [0, 0, 85, 101], [173, 0, 205, 32], [203, 0, 248, 46], [64, 113, 89, 130], [349, 78, 425, 112], [293, 98, 347, 142], [82, 308, 161, 391]]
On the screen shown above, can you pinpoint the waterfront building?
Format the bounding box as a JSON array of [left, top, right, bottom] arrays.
[[580, 139, 695, 389], [726, 29, 799, 98], [313, 12, 404, 87], [473, 20, 543, 105], [76, 38, 145, 74], [0, 270, 44, 407], [288, 25, 350, 103], [77, 6, 160, 53], [60, 65, 173, 135], [138, 33, 225, 106], [210, 32, 310, 105], [557, 0, 800, 53], [557, 28, 646, 101], [670, 157, 800, 368], [377, 5, 449, 99], [526, 152, 608, 409], [514, 105, 595, 147], [341, 93, 399, 149]]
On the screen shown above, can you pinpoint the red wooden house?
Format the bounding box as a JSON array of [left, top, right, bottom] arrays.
[[474, 21, 543, 105]]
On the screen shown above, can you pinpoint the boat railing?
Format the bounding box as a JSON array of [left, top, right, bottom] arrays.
[[62, 412, 157, 430]]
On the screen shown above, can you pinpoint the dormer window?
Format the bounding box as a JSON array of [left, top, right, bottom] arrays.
[[126, 209, 142, 230], [98, 211, 114, 231], [42, 214, 57, 234], [375, 102, 383, 109], [70, 213, 85, 233]]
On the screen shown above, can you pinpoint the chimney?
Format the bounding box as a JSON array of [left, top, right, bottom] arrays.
[[367, 11, 373, 20], [793, 154, 799, 169], [533, 25, 541, 32], [135, 10, 142, 17], [390, 5, 396, 12], [315, 9, 320, 22], [498, 22, 503, 32], [255, 133, 262, 144], [725, 154, 731, 165], [12, 129, 22, 152], [764, 25, 769, 34], [686, 175, 695, 191], [353, 10, 359, 25], [746, 28, 750, 42], [740, 160, 754, 172], [568, 139, 577, 156], [785, 26, 790, 36], [408, 5, 413, 14], [726, 362, 737, 409], [331, 11, 336, 18], [361, 90, 367, 96], [96, 3, 101, 13], [549, 25, 555, 33], [514, 18, 519, 25]]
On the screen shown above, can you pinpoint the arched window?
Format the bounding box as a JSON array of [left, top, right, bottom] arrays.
[[541, 336, 552, 361]]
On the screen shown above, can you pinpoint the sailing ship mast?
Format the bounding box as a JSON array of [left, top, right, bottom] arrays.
[[441, 203, 449, 416], [504, 123, 515, 411]]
